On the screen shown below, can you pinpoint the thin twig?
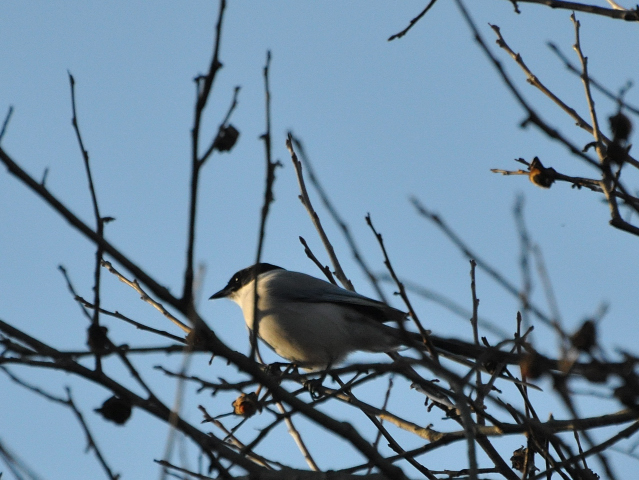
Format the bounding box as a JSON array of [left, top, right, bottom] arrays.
[[59, 264, 159, 397], [155, 459, 215, 480], [365, 213, 434, 356], [66, 387, 119, 480], [160, 352, 196, 480], [453, 0, 600, 168], [491, 159, 639, 209], [533, 421, 639, 479], [377, 273, 511, 338], [69, 72, 107, 371], [77, 296, 186, 343], [371, 375, 395, 454], [102, 260, 191, 334], [58, 265, 93, 322], [298, 236, 337, 284], [513, 195, 533, 329], [571, 14, 639, 236], [291, 135, 387, 301], [251, 51, 282, 362], [275, 401, 320, 471], [1, 366, 67, 403], [387, 0, 440, 41], [184, 0, 227, 309], [531, 244, 565, 341], [469, 260, 485, 422], [0, 437, 45, 480], [411, 196, 555, 327], [547, 42, 639, 117], [489, 24, 639, 170], [2, 369, 119, 479], [0, 324, 263, 473], [199, 85, 241, 166], [0, 147, 180, 309], [571, 15, 605, 163], [506, 0, 639, 21], [62, 272, 156, 397], [286, 133, 353, 290], [0, 105, 14, 143]]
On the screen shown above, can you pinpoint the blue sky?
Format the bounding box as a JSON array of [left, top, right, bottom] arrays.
[[2, 2, 638, 478]]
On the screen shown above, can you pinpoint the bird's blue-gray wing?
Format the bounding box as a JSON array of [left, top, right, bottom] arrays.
[[263, 271, 407, 323]]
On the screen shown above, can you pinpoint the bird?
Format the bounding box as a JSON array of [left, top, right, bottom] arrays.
[[209, 263, 540, 407], [209, 263, 409, 370]]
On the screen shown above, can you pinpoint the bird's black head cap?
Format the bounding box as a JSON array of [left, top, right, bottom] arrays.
[[209, 263, 283, 299]]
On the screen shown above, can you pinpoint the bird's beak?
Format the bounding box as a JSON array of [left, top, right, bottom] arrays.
[[209, 287, 230, 300]]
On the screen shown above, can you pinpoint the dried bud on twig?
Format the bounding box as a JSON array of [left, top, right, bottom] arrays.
[[582, 360, 608, 383], [232, 392, 261, 417], [570, 320, 597, 353], [510, 446, 528, 472], [528, 157, 555, 188], [185, 327, 208, 348], [606, 142, 630, 166], [95, 396, 132, 425], [607, 111, 633, 165], [520, 351, 545, 379], [87, 323, 109, 353], [614, 375, 639, 410], [213, 124, 240, 152], [609, 111, 632, 142]]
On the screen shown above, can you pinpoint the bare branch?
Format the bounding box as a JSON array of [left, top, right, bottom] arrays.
[[251, 50, 282, 362], [184, 0, 228, 309], [506, 0, 639, 21], [102, 260, 191, 334], [286, 133, 353, 291], [0, 147, 180, 309], [453, 0, 600, 168], [0, 105, 13, 143], [291, 135, 388, 301], [547, 42, 639, 117], [387, 0, 439, 41]]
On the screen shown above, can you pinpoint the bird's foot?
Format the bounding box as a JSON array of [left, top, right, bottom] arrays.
[[262, 363, 282, 376], [303, 377, 326, 400]]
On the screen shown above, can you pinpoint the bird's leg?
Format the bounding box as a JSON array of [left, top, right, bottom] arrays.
[[303, 362, 334, 400], [262, 362, 299, 377]]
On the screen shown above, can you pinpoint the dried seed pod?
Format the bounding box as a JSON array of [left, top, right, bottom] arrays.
[[232, 392, 260, 417], [87, 323, 109, 353], [571, 320, 597, 353], [95, 396, 132, 425], [606, 142, 630, 166], [614, 377, 639, 410], [609, 111, 632, 142], [520, 351, 545, 379], [528, 157, 555, 188], [213, 124, 240, 152], [510, 446, 528, 472], [582, 360, 608, 383]]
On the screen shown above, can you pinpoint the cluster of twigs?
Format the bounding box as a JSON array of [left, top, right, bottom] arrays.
[[1, 1, 639, 480], [481, 12, 639, 236]]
